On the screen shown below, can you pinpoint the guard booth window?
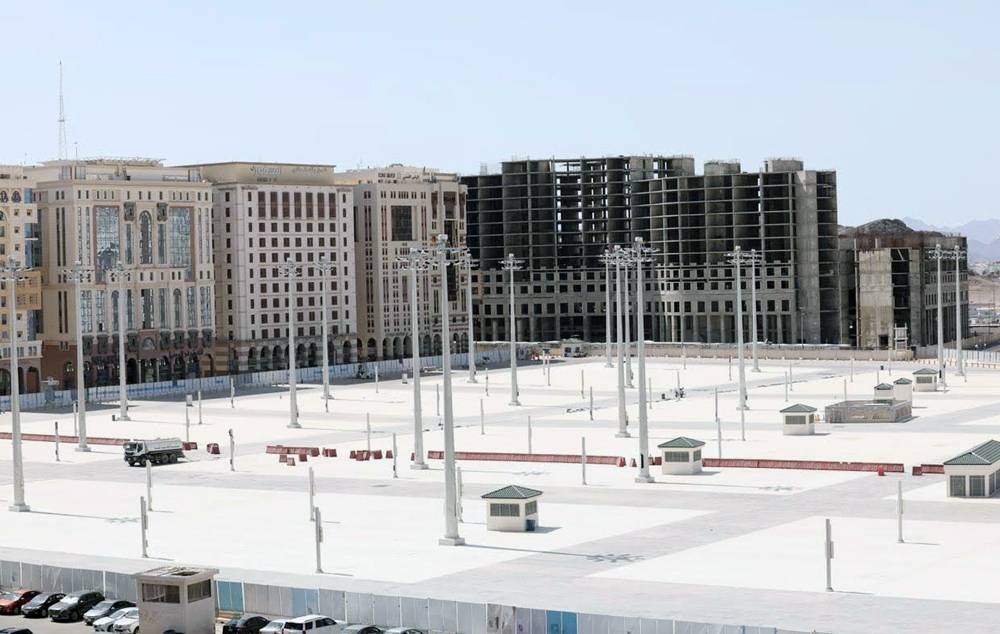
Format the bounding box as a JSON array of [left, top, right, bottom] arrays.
[[949, 476, 966, 497], [490, 503, 519, 517], [142, 583, 180, 603], [970, 475, 986, 497]]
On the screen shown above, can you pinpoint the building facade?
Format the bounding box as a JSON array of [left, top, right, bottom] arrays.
[[33, 159, 215, 388], [192, 162, 358, 374], [464, 156, 840, 345], [336, 165, 469, 361], [0, 165, 44, 394], [838, 221, 968, 349]]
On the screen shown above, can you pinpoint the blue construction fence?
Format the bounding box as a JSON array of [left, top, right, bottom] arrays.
[[4, 348, 508, 412]]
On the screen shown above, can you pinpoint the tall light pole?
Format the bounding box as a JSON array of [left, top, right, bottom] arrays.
[[66, 261, 91, 451], [623, 263, 634, 388], [431, 234, 465, 546], [279, 258, 302, 428], [603, 247, 630, 438], [501, 253, 524, 407], [953, 245, 966, 377], [459, 250, 478, 383], [727, 247, 751, 436], [399, 248, 432, 469], [629, 238, 656, 482], [603, 250, 613, 367], [2, 258, 30, 511], [316, 256, 336, 402], [108, 262, 130, 421], [928, 245, 947, 387], [750, 248, 761, 372]]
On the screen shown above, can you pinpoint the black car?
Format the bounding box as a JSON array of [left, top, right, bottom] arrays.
[[84, 600, 135, 626], [20, 593, 64, 618], [48, 591, 105, 622], [223, 615, 270, 634], [0, 628, 34, 634]]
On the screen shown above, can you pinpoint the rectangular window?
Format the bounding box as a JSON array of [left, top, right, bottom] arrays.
[[186, 287, 196, 328], [524, 501, 537, 516], [489, 503, 520, 517], [187, 580, 211, 602], [200, 287, 211, 327], [141, 289, 153, 329], [141, 583, 180, 603], [663, 451, 689, 463], [970, 475, 986, 497], [785, 415, 807, 425], [80, 290, 93, 333], [693, 449, 702, 462], [169, 207, 193, 271], [391, 205, 413, 241], [159, 289, 167, 328], [949, 475, 966, 497], [95, 290, 107, 332]]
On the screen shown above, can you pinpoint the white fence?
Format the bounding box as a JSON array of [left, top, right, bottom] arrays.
[[3, 349, 508, 412]]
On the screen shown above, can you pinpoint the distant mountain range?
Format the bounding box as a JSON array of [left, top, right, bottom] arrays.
[[902, 217, 1000, 264]]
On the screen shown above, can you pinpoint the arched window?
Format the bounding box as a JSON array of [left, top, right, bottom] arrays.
[[139, 212, 153, 264], [0, 191, 7, 203], [10, 191, 20, 203], [173, 289, 182, 329]]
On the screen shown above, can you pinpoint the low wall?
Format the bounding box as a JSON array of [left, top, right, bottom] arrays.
[[584, 341, 912, 362], [426, 450, 623, 466], [703, 458, 904, 473]]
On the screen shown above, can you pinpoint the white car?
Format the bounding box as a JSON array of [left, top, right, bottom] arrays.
[[95, 607, 139, 632], [260, 620, 286, 634], [283, 615, 342, 634], [111, 608, 141, 634]]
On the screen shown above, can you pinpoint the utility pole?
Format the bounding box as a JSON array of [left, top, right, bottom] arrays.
[[501, 253, 524, 407], [460, 251, 478, 383], [750, 248, 761, 372], [278, 258, 302, 428], [317, 255, 336, 401], [3, 258, 30, 511], [727, 247, 752, 441], [603, 247, 630, 438], [928, 244, 949, 387], [399, 248, 431, 469], [67, 261, 91, 452], [108, 262, 131, 422], [603, 252, 613, 368], [629, 238, 656, 483]]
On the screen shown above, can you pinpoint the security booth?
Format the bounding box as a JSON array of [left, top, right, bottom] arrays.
[[135, 566, 218, 634], [658, 437, 704, 475], [893, 377, 913, 403], [482, 485, 542, 532], [781, 404, 817, 436], [912, 368, 939, 392], [944, 440, 1000, 498], [873, 383, 895, 402]]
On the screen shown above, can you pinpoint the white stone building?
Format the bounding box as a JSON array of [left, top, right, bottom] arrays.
[[944, 439, 1000, 498]]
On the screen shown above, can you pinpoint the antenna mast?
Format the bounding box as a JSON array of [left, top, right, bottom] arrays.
[[58, 61, 67, 161]]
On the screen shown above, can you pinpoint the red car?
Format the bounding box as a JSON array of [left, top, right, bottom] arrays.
[[0, 589, 40, 615]]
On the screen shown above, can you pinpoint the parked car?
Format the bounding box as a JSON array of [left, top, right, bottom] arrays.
[[49, 591, 105, 622], [283, 615, 342, 634], [85, 601, 135, 626], [95, 607, 138, 633], [0, 590, 40, 615], [341, 626, 382, 634], [20, 593, 65, 618], [111, 609, 140, 634], [384, 629, 424, 634], [223, 615, 270, 634], [259, 619, 286, 634], [0, 627, 34, 634]]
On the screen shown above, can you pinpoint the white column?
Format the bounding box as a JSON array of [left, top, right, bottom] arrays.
[[935, 245, 946, 388], [750, 249, 760, 372], [955, 246, 964, 377], [72, 262, 90, 451], [635, 238, 652, 483], [466, 257, 477, 383], [115, 267, 130, 421], [604, 257, 612, 367], [7, 261, 29, 511], [409, 262, 427, 469], [320, 256, 331, 401], [615, 253, 629, 438], [438, 236, 463, 546], [285, 259, 300, 429], [506, 255, 520, 406]]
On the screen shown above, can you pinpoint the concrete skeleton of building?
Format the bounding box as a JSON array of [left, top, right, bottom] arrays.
[[190, 162, 358, 375], [33, 159, 215, 388], [464, 156, 840, 345], [838, 221, 968, 349], [335, 165, 471, 361]]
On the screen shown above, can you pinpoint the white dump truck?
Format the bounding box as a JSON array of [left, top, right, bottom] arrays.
[[123, 437, 185, 466]]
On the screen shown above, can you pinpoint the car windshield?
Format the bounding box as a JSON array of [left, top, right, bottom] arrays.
[[0, 592, 15, 600], [92, 601, 115, 610], [107, 608, 131, 620], [61, 596, 80, 604], [264, 621, 285, 629], [24, 595, 46, 606]]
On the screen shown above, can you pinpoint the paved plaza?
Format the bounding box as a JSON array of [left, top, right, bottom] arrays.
[[2, 355, 1000, 633]]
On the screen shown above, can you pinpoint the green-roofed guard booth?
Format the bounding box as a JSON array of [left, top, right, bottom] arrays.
[[873, 383, 895, 402], [944, 440, 1000, 498], [658, 437, 705, 475], [482, 485, 543, 532], [892, 377, 913, 403], [912, 368, 939, 392], [781, 404, 817, 436]]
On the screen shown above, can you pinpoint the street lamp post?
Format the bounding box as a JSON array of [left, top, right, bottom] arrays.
[[279, 258, 302, 428], [432, 234, 465, 546], [399, 248, 432, 469], [727, 246, 751, 441], [750, 249, 761, 372], [603, 247, 630, 438], [928, 245, 948, 388], [2, 258, 30, 511], [108, 262, 131, 422], [629, 238, 657, 482], [501, 253, 524, 407], [67, 261, 91, 452], [603, 251, 613, 367], [623, 264, 634, 388], [954, 245, 966, 377], [460, 251, 478, 383], [316, 256, 336, 402]]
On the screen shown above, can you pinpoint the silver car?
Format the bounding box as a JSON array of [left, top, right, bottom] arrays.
[[259, 620, 286, 634], [96, 607, 139, 633]]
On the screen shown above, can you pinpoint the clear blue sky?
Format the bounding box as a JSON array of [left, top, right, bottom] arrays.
[[3, 0, 997, 226]]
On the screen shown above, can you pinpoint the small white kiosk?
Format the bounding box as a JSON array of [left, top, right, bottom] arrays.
[[912, 368, 940, 392], [873, 383, 895, 402], [658, 437, 704, 475], [482, 485, 542, 532], [135, 566, 218, 634], [781, 404, 817, 436], [892, 377, 913, 403], [944, 439, 1000, 498]]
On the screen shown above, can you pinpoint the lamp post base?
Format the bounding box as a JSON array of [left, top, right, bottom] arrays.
[[410, 462, 429, 470], [615, 431, 631, 438], [438, 536, 466, 546], [75, 445, 91, 453], [634, 474, 655, 484], [8, 503, 30, 513], [509, 400, 521, 407], [288, 422, 302, 429], [118, 415, 131, 422], [467, 378, 478, 384]]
